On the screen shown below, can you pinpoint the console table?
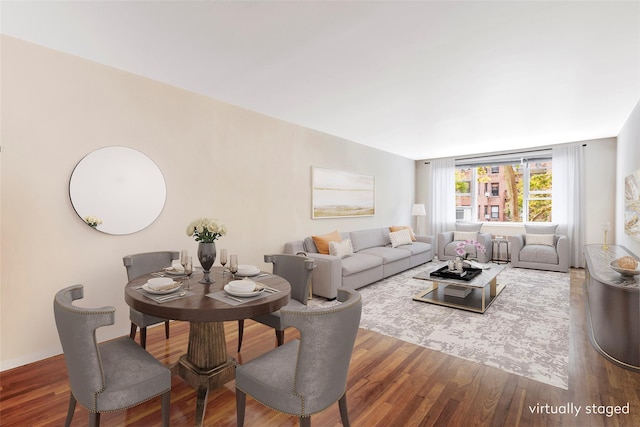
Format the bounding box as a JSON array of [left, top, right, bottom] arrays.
[[583, 245, 639, 371]]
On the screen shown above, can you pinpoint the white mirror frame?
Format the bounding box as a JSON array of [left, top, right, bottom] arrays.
[[69, 146, 167, 235]]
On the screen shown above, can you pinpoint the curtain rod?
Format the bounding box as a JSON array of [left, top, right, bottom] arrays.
[[423, 143, 587, 165], [456, 147, 550, 162]]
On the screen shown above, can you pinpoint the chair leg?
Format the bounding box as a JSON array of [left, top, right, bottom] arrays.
[[237, 320, 245, 352], [129, 322, 137, 340], [300, 416, 311, 427], [338, 392, 350, 427], [161, 390, 171, 427], [164, 320, 170, 339], [89, 411, 100, 427], [276, 329, 284, 346], [140, 327, 147, 349], [64, 392, 76, 427], [236, 388, 246, 427]]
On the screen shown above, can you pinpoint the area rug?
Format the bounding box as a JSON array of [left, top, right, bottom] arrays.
[[310, 263, 570, 389]]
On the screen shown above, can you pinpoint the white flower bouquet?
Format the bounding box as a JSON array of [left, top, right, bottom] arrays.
[[84, 216, 103, 228], [186, 217, 227, 243]]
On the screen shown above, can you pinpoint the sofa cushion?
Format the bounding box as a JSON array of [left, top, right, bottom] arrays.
[[329, 239, 353, 258], [519, 245, 559, 264], [389, 229, 413, 247], [396, 241, 431, 255], [389, 225, 416, 241], [302, 237, 318, 253], [350, 229, 387, 252], [456, 222, 482, 232], [525, 224, 558, 234], [358, 247, 410, 264], [311, 230, 342, 254], [525, 233, 555, 246], [341, 253, 383, 276]]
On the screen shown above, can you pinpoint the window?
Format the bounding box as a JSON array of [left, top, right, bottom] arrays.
[[454, 152, 553, 223]]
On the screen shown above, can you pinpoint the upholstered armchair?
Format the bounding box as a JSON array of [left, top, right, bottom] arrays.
[[53, 285, 171, 427], [235, 288, 361, 427], [437, 223, 493, 263], [509, 224, 569, 272]]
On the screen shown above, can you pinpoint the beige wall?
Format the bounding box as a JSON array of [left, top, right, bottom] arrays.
[[0, 36, 416, 370]]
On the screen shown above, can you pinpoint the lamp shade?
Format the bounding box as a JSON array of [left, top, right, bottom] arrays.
[[411, 203, 426, 216]]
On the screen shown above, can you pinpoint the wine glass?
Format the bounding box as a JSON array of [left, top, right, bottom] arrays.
[[180, 250, 189, 274], [229, 255, 238, 279], [183, 256, 193, 289], [219, 249, 228, 275]]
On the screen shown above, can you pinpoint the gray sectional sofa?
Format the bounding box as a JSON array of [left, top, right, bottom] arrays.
[[284, 227, 434, 299]]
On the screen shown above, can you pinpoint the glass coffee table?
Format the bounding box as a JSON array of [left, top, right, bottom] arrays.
[[413, 263, 506, 313]]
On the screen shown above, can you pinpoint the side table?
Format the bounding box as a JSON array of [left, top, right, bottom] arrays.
[[492, 238, 509, 264]]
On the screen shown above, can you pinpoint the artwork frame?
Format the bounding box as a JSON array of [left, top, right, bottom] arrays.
[[312, 166, 375, 219], [624, 169, 640, 242]]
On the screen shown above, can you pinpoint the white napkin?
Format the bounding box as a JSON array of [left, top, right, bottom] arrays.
[[228, 280, 258, 292], [165, 260, 184, 272], [237, 264, 260, 275]]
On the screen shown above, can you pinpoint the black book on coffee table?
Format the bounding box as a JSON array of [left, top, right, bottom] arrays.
[[430, 265, 482, 281]]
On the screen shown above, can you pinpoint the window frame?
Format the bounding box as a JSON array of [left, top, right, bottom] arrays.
[[454, 151, 553, 224]]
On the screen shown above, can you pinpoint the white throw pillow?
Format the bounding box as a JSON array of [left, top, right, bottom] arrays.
[[453, 231, 478, 242], [329, 239, 354, 258], [525, 233, 555, 246], [389, 229, 413, 248]]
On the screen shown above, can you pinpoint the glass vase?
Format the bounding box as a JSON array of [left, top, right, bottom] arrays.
[[198, 242, 216, 284]]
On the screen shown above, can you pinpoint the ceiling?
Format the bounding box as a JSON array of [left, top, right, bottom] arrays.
[[2, 1, 639, 160]]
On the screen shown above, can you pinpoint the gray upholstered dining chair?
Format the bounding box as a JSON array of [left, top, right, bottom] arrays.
[[53, 284, 171, 427], [237, 253, 315, 352], [123, 251, 179, 348], [235, 288, 362, 427]]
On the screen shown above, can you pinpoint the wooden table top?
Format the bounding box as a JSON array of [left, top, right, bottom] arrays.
[[124, 267, 290, 322]]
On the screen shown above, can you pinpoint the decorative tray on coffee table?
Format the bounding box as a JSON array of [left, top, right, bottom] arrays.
[[430, 266, 482, 281]]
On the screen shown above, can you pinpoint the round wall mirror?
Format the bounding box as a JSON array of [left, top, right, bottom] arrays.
[[69, 146, 167, 235]]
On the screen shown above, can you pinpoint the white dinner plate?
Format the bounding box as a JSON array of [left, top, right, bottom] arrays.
[[142, 282, 182, 295], [235, 265, 261, 277], [224, 284, 264, 298]]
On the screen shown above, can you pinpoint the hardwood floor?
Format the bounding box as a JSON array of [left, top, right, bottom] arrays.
[[1, 269, 639, 426]]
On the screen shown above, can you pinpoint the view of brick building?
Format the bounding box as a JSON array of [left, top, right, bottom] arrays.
[[456, 162, 552, 223]]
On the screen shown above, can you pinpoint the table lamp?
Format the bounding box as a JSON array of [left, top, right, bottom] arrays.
[[601, 221, 610, 250]]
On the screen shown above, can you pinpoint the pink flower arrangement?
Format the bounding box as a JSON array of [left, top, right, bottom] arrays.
[[455, 240, 486, 260]]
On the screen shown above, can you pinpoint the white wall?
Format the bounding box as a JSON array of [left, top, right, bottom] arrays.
[[0, 36, 415, 370], [616, 100, 640, 255], [415, 137, 618, 251]]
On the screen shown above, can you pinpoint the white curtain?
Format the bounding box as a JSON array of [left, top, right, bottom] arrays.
[[429, 158, 456, 254], [552, 144, 585, 268]]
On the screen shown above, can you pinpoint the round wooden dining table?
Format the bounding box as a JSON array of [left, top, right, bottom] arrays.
[[125, 266, 290, 426]]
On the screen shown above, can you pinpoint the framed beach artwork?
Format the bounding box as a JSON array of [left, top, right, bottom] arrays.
[[624, 168, 640, 242], [312, 167, 375, 218]]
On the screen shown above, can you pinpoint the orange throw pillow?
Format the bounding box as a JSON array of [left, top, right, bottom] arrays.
[[312, 230, 342, 254], [389, 225, 416, 241]]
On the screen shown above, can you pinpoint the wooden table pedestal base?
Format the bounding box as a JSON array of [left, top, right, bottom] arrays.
[[171, 321, 236, 427]]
